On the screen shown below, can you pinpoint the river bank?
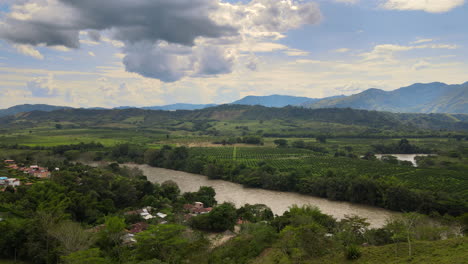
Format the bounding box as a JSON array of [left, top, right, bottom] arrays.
[[114, 163, 398, 228]]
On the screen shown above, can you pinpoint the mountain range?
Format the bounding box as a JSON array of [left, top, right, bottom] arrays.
[[0, 82, 466, 117], [1, 104, 467, 133], [302, 82, 468, 114]]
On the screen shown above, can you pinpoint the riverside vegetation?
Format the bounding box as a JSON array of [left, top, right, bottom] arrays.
[[0, 105, 467, 263]]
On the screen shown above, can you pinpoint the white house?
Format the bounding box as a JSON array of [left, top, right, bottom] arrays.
[[6, 178, 20, 187]]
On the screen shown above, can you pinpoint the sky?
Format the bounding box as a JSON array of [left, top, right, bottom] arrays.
[[0, 0, 467, 108]]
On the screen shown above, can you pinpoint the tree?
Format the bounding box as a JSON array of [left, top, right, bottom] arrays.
[[274, 139, 288, 148], [96, 216, 126, 259], [49, 221, 94, 255], [291, 140, 305, 148], [237, 204, 274, 223], [161, 180, 180, 201], [183, 186, 217, 207], [362, 152, 377, 161], [279, 222, 331, 260], [135, 224, 207, 263], [381, 155, 399, 165], [337, 215, 370, 246], [191, 203, 237, 232], [385, 213, 422, 257], [316, 135, 327, 143]]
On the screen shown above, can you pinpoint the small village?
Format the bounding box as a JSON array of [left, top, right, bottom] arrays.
[[1, 158, 238, 247], [0, 159, 52, 191]]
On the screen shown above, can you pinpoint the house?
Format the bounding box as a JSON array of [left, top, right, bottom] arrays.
[[19, 165, 51, 178], [0, 177, 8, 185], [129, 222, 149, 234], [236, 218, 249, 225], [125, 207, 155, 220], [0, 178, 21, 187], [6, 164, 18, 169], [156, 212, 167, 219], [183, 202, 213, 215], [6, 178, 20, 187], [140, 208, 154, 220], [121, 233, 136, 245]]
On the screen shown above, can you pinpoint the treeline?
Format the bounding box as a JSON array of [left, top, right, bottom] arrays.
[[0, 141, 105, 153], [372, 139, 431, 154], [213, 135, 264, 145], [264, 132, 468, 139], [105, 144, 467, 216]]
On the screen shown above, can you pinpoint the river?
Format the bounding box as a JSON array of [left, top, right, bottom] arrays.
[[374, 154, 432, 166], [121, 163, 398, 228]]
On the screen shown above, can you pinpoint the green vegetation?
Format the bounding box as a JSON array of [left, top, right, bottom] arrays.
[[0, 105, 467, 263]]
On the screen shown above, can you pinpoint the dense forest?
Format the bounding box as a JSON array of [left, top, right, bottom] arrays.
[[1, 160, 466, 264]]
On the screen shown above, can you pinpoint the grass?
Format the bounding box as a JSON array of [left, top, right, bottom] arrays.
[[0, 128, 166, 147], [253, 237, 468, 264]]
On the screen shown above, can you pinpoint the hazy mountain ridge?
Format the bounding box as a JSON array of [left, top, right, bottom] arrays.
[[1, 104, 467, 132], [0, 104, 72, 117], [231, 94, 318, 107], [0, 95, 323, 116], [1, 82, 467, 116], [302, 82, 468, 114]]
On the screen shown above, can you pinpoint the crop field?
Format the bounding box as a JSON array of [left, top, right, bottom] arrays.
[[0, 128, 167, 147], [189, 147, 317, 161], [188, 145, 468, 201]]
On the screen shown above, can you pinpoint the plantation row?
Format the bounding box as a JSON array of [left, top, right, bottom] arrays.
[[187, 146, 467, 202], [189, 147, 318, 161]]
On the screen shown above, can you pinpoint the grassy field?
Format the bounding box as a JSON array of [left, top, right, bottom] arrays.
[[253, 237, 468, 264], [0, 128, 166, 147]]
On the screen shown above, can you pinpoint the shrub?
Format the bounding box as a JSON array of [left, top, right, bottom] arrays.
[[345, 244, 362, 260]]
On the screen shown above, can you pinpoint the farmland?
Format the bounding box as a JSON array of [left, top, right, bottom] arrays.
[[0, 106, 467, 264]]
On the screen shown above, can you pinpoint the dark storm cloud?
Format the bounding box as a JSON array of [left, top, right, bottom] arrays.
[[87, 30, 101, 42], [0, 0, 236, 48], [123, 41, 194, 83], [0, 20, 81, 48], [0, 0, 322, 82]]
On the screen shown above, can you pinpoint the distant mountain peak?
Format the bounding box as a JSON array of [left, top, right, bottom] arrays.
[[303, 82, 468, 114], [232, 94, 322, 107]]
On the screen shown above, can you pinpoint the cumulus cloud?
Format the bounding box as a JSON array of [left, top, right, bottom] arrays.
[[0, 0, 321, 82], [334, 0, 359, 4], [382, 0, 465, 13], [361, 43, 459, 61], [334, 48, 350, 53], [411, 38, 433, 44], [26, 74, 58, 97], [13, 44, 44, 59]]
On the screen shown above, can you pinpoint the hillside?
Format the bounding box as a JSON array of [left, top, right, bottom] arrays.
[[1, 105, 467, 133], [232, 94, 317, 107], [303, 82, 468, 114], [253, 237, 468, 264], [0, 104, 72, 117], [141, 103, 216, 111]]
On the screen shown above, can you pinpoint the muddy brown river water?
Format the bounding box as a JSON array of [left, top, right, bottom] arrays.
[[118, 163, 398, 228]]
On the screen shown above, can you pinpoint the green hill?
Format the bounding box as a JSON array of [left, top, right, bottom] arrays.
[[1, 105, 467, 133], [0, 104, 72, 117], [253, 237, 468, 264]]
